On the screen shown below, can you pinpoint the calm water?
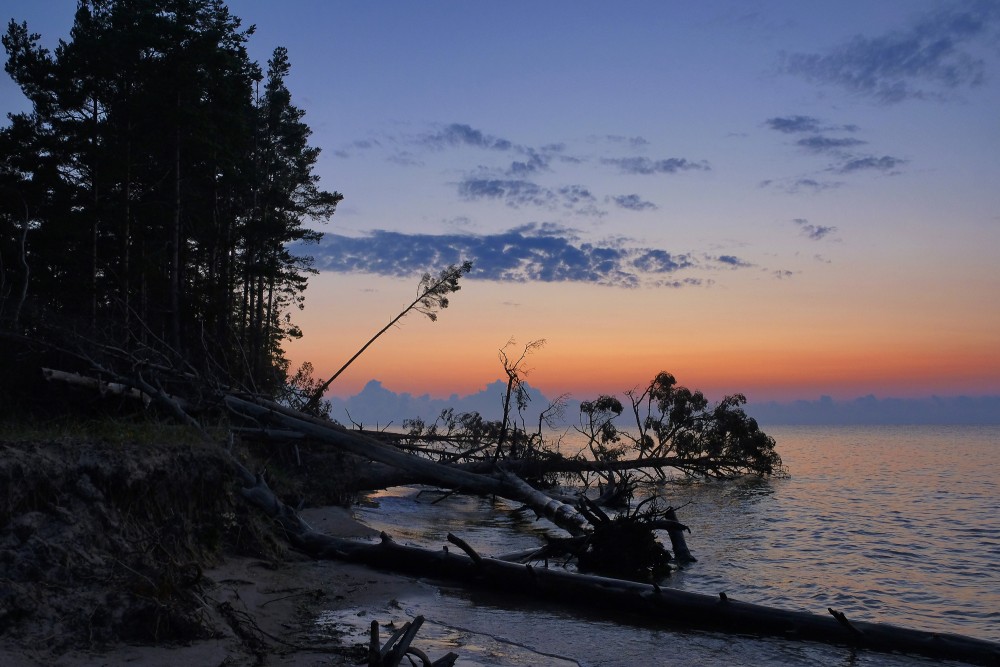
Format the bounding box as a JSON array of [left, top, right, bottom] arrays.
[[319, 425, 1000, 666]]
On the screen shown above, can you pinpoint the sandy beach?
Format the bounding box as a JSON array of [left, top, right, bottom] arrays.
[[0, 506, 441, 667]]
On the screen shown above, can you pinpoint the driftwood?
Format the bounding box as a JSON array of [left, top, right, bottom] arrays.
[[336, 537, 1000, 666], [238, 474, 1000, 667], [227, 394, 697, 563], [226, 394, 592, 536], [368, 614, 458, 667], [38, 369, 1000, 663]]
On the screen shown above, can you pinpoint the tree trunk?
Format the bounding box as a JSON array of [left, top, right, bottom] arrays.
[[121, 132, 131, 338], [332, 445, 746, 494], [226, 395, 591, 536], [170, 111, 182, 352], [91, 94, 100, 333], [238, 473, 1000, 667], [12, 196, 30, 330]]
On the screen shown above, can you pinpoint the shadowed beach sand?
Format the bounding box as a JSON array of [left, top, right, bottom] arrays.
[[0, 506, 438, 667]]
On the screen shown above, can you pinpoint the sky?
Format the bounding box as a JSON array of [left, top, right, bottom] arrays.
[[4, 0, 1000, 411]]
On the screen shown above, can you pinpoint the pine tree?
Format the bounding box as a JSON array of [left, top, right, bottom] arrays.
[[240, 45, 341, 390], [1, 0, 339, 395]]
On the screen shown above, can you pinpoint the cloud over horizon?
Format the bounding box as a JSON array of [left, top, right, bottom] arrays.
[[299, 224, 718, 287], [322, 380, 1000, 427]]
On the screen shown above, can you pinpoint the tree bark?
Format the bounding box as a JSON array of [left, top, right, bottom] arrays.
[[226, 395, 591, 536], [42, 368, 150, 406], [330, 447, 747, 494]]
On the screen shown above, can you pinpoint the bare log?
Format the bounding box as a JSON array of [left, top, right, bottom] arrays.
[[41, 366, 205, 437], [226, 395, 591, 536], [42, 367, 152, 405], [238, 476, 1000, 667], [334, 537, 999, 665], [341, 450, 760, 493]]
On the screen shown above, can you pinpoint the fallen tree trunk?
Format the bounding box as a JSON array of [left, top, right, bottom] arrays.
[[42, 367, 151, 405], [226, 395, 591, 536], [238, 475, 1000, 667], [338, 448, 759, 493], [332, 537, 1000, 666]]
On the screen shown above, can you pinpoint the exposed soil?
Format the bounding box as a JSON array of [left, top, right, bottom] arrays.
[[0, 436, 410, 665]]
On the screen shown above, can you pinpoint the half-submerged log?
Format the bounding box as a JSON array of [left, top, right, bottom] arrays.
[[339, 536, 999, 665], [239, 476, 1000, 667]]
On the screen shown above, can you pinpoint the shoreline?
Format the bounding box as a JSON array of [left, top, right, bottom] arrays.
[[1, 506, 438, 667]]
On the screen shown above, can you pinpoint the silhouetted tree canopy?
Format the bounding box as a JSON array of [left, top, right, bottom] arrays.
[[1, 0, 340, 397]]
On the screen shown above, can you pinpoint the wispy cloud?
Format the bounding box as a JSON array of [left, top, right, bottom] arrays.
[[780, 1, 1000, 103], [334, 122, 708, 215], [457, 177, 604, 216], [765, 116, 861, 135], [601, 156, 711, 175], [507, 149, 550, 176], [765, 114, 906, 181], [790, 178, 841, 193], [793, 217, 837, 240], [603, 134, 651, 148], [333, 138, 382, 158], [458, 178, 548, 206], [610, 194, 658, 211], [760, 177, 843, 194], [834, 155, 907, 174], [300, 224, 722, 288], [796, 136, 867, 153], [714, 254, 753, 268], [765, 115, 823, 134], [422, 122, 514, 150]]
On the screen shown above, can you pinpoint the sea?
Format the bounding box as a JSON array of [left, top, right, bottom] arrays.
[[316, 425, 1000, 666]]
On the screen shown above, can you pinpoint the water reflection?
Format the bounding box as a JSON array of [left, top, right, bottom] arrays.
[[344, 425, 999, 665]]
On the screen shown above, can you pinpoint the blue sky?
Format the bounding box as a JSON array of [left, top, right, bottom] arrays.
[[4, 1, 1000, 414]]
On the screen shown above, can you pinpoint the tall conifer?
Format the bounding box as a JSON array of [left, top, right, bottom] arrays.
[[1, 0, 338, 393]]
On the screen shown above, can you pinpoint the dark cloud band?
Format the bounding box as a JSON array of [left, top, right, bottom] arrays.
[[298, 224, 723, 288]]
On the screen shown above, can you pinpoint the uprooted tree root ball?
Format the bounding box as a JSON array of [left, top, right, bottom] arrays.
[[0, 437, 283, 650], [577, 516, 674, 581]]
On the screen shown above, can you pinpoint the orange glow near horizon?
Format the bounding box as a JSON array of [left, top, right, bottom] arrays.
[[286, 272, 1000, 404]]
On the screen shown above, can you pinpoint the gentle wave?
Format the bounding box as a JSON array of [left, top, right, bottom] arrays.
[[344, 424, 999, 665]]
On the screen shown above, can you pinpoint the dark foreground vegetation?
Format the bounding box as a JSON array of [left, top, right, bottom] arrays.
[[2, 2, 998, 666]]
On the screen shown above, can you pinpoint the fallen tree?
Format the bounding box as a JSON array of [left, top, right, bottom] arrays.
[[325, 449, 771, 494], [226, 394, 593, 537], [32, 365, 1000, 664], [36, 364, 781, 579], [238, 473, 1000, 667]]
